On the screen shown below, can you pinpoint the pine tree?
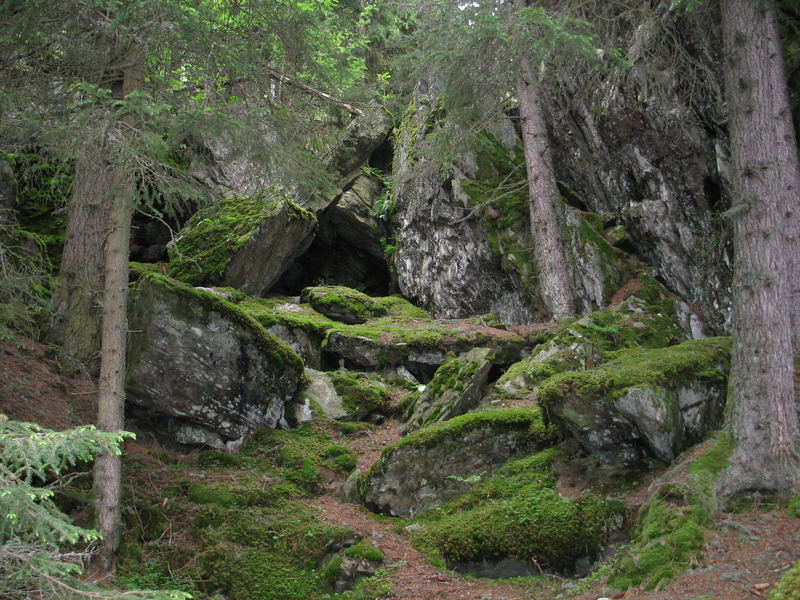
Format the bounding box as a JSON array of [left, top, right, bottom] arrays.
[[0, 414, 185, 598]]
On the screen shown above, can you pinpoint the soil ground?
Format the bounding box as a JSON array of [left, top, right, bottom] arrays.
[[2, 337, 798, 600]]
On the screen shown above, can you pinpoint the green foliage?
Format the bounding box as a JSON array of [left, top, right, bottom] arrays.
[[0, 226, 54, 340], [0, 415, 187, 599]]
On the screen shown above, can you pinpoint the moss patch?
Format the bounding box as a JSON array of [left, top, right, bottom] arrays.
[[409, 449, 623, 573], [769, 560, 800, 600], [608, 434, 734, 591], [329, 370, 392, 421], [537, 337, 731, 409], [344, 541, 385, 562]]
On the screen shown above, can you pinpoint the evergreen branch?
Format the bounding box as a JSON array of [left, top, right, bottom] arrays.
[[262, 67, 364, 116]]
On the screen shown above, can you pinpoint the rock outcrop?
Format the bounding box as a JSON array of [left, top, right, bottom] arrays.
[[126, 272, 304, 448], [360, 407, 557, 517], [168, 192, 317, 295], [538, 337, 730, 464], [403, 347, 494, 433]]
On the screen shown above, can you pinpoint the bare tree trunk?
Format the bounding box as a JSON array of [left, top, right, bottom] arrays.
[[93, 47, 143, 566], [718, 0, 800, 497], [50, 147, 113, 370], [516, 55, 575, 320]]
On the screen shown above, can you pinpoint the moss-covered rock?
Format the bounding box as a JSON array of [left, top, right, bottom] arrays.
[[409, 449, 624, 575], [300, 285, 387, 324], [126, 272, 304, 447], [539, 337, 730, 464], [403, 347, 495, 433], [360, 407, 558, 517], [240, 293, 526, 373], [329, 370, 392, 421], [168, 191, 317, 295], [609, 435, 733, 591]]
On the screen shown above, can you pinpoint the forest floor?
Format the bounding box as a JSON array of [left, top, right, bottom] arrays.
[[1, 337, 799, 600]]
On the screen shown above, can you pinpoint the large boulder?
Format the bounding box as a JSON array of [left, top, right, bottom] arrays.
[[538, 337, 731, 464], [168, 191, 317, 295], [126, 272, 304, 447], [403, 347, 494, 433], [360, 407, 558, 517]]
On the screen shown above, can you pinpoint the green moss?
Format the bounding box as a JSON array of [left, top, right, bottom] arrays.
[[609, 434, 734, 591], [409, 449, 621, 572], [301, 285, 388, 323], [239, 423, 357, 495], [329, 370, 392, 421], [367, 407, 558, 483], [188, 482, 238, 506], [787, 495, 800, 519], [537, 337, 731, 410], [168, 191, 314, 286], [769, 560, 800, 600], [199, 544, 322, 600], [344, 541, 385, 562]]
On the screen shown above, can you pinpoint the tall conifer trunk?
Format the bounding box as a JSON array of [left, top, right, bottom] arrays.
[[516, 52, 575, 320], [50, 148, 113, 369], [93, 46, 143, 566], [718, 0, 800, 496]]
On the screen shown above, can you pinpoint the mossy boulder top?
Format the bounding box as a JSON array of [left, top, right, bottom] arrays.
[[127, 272, 304, 448], [539, 337, 731, 464], [360, 407, 558, 517], [300, 285, 387, 324], [168, 191, 317, 296], [403, 347, 495, 434]]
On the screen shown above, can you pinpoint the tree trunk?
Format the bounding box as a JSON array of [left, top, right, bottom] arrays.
[[516, 55, 576, 321], [50, 147, 114, 370], [93, 47, 143, 566], [718, 0, 800, 497]]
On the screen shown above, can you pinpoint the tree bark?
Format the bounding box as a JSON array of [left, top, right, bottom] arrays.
[[50, 147, 113, 370], [93, 46, 143, 566], [516, 54, 576, 320], [718, 0, 800, 497]]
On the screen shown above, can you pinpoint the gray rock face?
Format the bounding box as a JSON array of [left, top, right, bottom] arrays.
[[546, 12, 732, 331], [392, 88, 536, 325], [404, 348, 494, 433], [221, 200, 318, 296], [127, 275, 304, 445], [362, 410, 547, 517], [302, 368, 348, 420], [326, 100, 391, 182], [324, 330, 524, 376], [554, 379, 727, 465]]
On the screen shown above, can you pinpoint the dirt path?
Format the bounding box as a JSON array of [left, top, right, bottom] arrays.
[[315, 495, 530, 600]]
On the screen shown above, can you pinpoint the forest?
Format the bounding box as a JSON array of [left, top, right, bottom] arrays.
[[0, 0, 799, 598]]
